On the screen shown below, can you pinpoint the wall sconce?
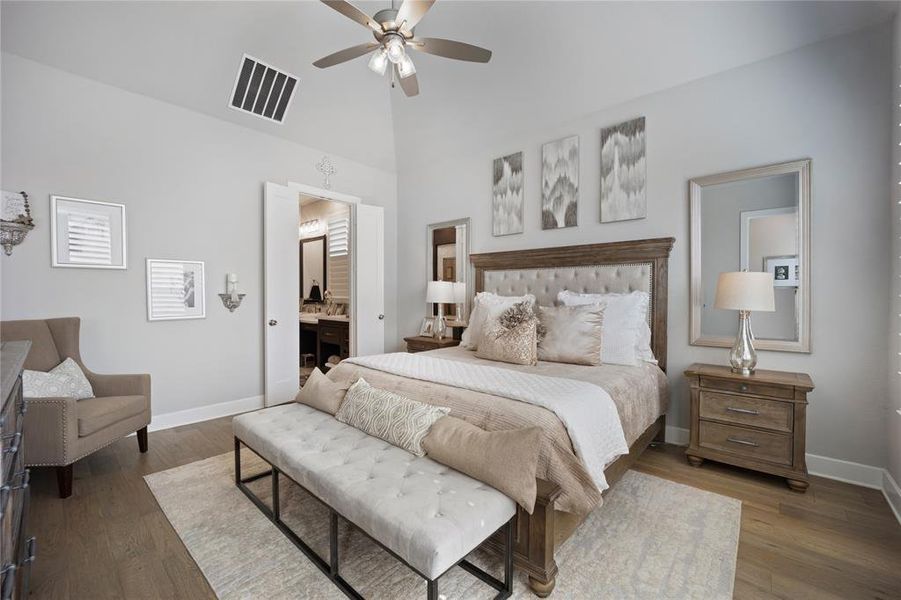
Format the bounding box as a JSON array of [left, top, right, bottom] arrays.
[[0, 191, 34, 256], [299, 219, 322, 238], [218, 272, 246, 312]]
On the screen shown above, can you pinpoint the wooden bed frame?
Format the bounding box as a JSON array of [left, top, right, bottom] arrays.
[[470, 237, 675, 597]]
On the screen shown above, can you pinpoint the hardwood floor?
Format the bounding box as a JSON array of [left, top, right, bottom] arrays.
[[25, 417, 901, 599]]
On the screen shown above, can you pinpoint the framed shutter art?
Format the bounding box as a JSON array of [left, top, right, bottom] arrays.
[[146, 259, 206, 321], [51, 195, 127, 269]]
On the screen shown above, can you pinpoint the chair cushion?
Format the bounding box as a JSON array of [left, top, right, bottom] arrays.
[[77, 395, 147, 437], [234, 403, 516, 579], [1, 320, 62, 371]]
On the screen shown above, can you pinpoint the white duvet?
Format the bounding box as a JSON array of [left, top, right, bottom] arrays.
[[345, 352, 629, 492]]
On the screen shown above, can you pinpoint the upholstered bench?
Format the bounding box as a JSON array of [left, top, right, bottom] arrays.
[[233, 403, 516, 600]]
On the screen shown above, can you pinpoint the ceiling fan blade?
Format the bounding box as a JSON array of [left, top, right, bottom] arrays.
[[409, 37, 492, 63], [395, 0, 436, 31], [313, 42, 380, 68], [320, 0, 382, 32], [395, 64, 419, 97]]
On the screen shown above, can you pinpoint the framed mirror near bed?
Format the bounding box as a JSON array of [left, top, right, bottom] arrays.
[[426, 218, 471, 327], [690, 159, 811, 352]]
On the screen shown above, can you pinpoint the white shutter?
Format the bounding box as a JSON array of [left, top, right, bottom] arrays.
[[67, 212, 112, 265], [327, 217, 350, 299], [149, 261, 190, 318]]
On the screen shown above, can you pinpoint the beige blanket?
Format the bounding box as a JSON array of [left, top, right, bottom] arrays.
[[328, 347, 667, 515]]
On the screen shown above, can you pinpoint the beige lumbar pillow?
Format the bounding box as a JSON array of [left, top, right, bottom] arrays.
[[537, 304, 604, 365], [295, 368, 349, 415], [336, 378, 449, 457], [423, 416, 541, 513]]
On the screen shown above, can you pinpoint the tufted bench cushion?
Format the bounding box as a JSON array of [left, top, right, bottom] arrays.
[[233, 403, 517, 580]]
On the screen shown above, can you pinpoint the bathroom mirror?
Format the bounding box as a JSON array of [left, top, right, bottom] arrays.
[[426, 218, 471, 324], [299, 235, 326, 301], [690, 159, 810, 352]]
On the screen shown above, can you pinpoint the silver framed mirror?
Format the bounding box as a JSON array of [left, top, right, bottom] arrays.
[[426, 218, 471, 325], [690, 159, 811, 353]]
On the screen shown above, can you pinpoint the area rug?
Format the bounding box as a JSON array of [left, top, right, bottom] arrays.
[[145, 452, 740, 599]]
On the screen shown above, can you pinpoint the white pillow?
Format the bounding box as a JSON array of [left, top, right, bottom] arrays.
[[23, 357, 95, 399], [460, 291, 536, 350], [557, 290, 653, 366]]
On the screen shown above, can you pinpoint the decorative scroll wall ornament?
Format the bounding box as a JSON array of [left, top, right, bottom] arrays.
[[1, 191, 34, 256], [316, 156, 337, 189]]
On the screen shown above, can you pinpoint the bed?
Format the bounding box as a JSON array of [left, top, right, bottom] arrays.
[[330, 236, 674, 596]]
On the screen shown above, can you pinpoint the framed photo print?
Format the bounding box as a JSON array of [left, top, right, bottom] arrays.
[[764, 255, 799, 287], [146, 259, 206, 321], [418, 317, 435, 336], [51, 195, 127, 269]]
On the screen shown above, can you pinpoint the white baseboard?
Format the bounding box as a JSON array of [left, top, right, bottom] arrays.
[[884, 470, 901, 525], [148, 395, 264, 432], [663, 424, 901, 525]]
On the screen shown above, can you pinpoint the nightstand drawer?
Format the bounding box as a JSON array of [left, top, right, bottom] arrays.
[[699, 376, 794, 400], [700, 391, 793, 433], [699, 421, 792, 466]]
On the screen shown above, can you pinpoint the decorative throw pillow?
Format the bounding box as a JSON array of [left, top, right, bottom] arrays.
[[557, 290, 651, 366], [475, 301, 539, 366], [336, 378, 449, 457], [537, 304, 604, 366], [461, 292, 536, 350], [423, 417, 542, 513], [295, 368, 349, 415], [23, 357, 94, 399]]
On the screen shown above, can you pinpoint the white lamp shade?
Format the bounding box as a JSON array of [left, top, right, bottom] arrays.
[[452, 282, 466, 303], [714, 272, 775, 312], [426, 280, 455, 304]]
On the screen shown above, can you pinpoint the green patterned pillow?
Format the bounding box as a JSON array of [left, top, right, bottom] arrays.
[[23, 357, 94, 399], [335, 378, 449, 456]]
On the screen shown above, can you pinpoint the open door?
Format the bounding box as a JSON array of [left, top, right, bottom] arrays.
[[353, 203, 385, 356], [263, 182, 299, 406]]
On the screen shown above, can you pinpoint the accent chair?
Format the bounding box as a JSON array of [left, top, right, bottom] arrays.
[[0, 317, 151, 498]]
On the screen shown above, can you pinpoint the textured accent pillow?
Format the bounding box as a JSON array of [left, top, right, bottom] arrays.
[[460, 292, 536, 350], [336, 378, 449, 456], [537, 305, 604, 365], [23, 357, 94, 399], [295, 368, 349, 415], [423, 417, 542, 513], [475, 301, 539, 366], [557, 290, 650, 366]]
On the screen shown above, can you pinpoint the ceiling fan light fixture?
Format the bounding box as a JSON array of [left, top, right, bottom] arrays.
[[385, 35, 406, 64], [397, 54, 416, 79], [368, 48, 388, 75]]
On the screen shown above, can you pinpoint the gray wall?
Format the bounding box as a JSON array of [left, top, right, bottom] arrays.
[[889, 9, 901, 487], [0, 53, 398, 417], [396, 25, 892, 467]]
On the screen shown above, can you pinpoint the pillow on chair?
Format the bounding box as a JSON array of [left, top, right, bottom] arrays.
[[23, 357, 94, 399]]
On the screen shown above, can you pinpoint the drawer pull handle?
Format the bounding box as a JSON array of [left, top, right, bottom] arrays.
[[24, 537, 36, 563], [1, 431, 21, 454], [727, 436, 759, 447], [726, 406, 759, 416], [739, 384, 749, 392]]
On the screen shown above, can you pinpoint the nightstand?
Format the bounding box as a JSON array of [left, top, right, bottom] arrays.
[[403, 336, 460, 353], [684, 363, 814, 492]]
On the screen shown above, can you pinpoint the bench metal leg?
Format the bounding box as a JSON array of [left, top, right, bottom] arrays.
[[504, 516, 514, 593], [272, 467, 280, 520], [330, 511, 339, 577], [427, 579, 438, 600]]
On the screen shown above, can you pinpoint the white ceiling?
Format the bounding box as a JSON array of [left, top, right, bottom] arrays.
[[2, 1, 896, 174]]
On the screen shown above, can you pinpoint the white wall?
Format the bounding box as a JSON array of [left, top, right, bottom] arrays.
[[396, 24, 892, 468], [0, 53, 398, 418]]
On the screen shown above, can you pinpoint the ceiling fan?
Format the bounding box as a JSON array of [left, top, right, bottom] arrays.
[[312, 0, 492, 97]]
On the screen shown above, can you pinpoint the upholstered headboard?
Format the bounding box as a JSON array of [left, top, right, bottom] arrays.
[[470, 237, 675, 371]]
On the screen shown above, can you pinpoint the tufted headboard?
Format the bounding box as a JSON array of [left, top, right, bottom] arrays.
[[470, 237, 675, 371]]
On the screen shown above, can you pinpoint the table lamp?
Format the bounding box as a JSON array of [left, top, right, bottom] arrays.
[[426, 281, 455, 340], [452, 282, 466, 324], [714, 271, 775, 375]]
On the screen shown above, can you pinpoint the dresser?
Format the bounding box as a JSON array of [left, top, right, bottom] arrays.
[[684, 363, 814, 492], [1, 341, 36, 599], [403, 336, 461, 353]]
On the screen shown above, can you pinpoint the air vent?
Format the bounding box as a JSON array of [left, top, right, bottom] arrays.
[[229, 54, 298, 124]]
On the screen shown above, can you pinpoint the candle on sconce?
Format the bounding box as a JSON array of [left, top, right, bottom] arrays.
[[227, 273, 239, 302]]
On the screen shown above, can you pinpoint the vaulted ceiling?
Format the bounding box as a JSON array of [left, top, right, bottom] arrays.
[[2, 1, 896, 173]]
